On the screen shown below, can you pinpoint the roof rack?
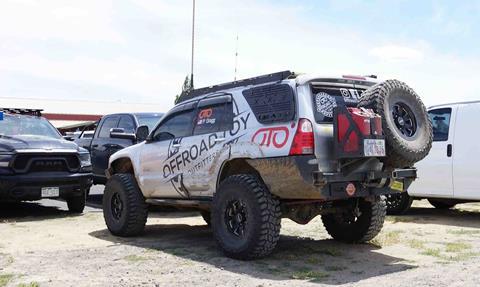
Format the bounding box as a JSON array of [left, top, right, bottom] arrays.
[[0, 108, 43, 117], [177, 70, 295, 103]]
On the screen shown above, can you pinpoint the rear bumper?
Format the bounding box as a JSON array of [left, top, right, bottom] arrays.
[[246, 156, 416, 200], [0, 172, 93, 201]]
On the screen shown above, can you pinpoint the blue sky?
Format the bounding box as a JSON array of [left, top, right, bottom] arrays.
[[0, 0, 479, 112]]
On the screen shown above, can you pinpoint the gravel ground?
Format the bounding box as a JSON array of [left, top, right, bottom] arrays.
[[1, 188, 480, 287]]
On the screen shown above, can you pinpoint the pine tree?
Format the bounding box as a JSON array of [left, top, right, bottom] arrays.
[[175, 75, 193, 104]]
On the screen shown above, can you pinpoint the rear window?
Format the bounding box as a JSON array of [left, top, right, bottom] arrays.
[[242, 83, 295, 124], [311, 86, 364, 123]]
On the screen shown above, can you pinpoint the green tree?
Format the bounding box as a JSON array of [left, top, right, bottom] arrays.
[[175, 75, 193, 104]]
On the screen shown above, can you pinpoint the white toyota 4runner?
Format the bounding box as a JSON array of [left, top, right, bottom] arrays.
[[103, 71, 432, 260]]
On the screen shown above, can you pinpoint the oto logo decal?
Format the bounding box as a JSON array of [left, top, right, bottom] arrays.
[[251, 127, 289, 148]]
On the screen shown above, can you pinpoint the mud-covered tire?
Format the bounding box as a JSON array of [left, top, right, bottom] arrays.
[[322, 196, 386, 243], [385, 192, 413, 215], [67, 190, 86, 213], [103, 173, 148, 237], [212, 174, 281, 260], [200, 211, 211, 226], [428, 199, 457, 210], [358, 80, 432, 168]]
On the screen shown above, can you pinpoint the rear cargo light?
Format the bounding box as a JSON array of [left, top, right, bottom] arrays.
[[289, 118, 314, 155]]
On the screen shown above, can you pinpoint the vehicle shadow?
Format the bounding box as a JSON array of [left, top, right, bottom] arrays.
[[90, 221, 415, 285], [0, 201, 82, 222], [387, 206, 480, 229]]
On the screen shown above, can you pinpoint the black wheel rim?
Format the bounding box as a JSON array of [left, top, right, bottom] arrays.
[[225, 200, 248, 237], [392, 103, 417, 138], [111, 192, 124, 220]]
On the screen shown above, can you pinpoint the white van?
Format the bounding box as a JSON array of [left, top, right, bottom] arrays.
[[386, 100, 480, 214]]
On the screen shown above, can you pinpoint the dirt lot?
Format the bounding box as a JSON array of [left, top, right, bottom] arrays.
[[1, 190, 480, 287]]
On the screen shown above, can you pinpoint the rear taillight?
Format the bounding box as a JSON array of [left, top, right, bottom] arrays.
[[289, 118, 314, 155]]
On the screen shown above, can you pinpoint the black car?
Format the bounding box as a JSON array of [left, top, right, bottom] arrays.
[[75, 113, 163, 184], [0, 113, 92, 213]]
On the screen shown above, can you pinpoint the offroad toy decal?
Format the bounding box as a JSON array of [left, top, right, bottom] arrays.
[[315, 92, 337, 118], [251, 126, 289, 148], [197, 108, 215, 126]]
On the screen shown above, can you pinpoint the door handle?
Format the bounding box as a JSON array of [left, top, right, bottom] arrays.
[[214, 138, 225, 142], [447, 144, 452, 157], [172, 144, 182, 148], [91, 144, 98, 148]]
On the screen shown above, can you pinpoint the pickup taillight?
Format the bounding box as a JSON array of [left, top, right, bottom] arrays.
[[289, 118, 314, 155]]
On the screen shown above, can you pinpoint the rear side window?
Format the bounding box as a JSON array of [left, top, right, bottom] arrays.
[[152, 109, 195, 141], [242, 84, 295, 124], [311, 86, 363, 123], [193, 102, 233, 136], [98, 116, 119, 138], [428, 108, 451, 141]]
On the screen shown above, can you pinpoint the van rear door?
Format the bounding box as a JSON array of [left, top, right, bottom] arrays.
[[409, 106, 456, 197], [452, 103, 480, 200]]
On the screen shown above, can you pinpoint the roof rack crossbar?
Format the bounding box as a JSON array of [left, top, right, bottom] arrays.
[[0, 108, 43, 116], [177, 70, 294, 103]]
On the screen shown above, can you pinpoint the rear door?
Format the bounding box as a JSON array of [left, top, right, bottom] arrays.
[[409, 107, 456, 197], [91, 115, 120, 180], [452, 103, 480, 200]]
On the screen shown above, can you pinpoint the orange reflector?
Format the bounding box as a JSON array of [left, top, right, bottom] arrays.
[[346, 183, 356, 196]]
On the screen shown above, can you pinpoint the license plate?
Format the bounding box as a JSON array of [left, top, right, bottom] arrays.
[[390, 180, 404, 192], [364, 139, 386, 157], [41, 187, 59, 198]]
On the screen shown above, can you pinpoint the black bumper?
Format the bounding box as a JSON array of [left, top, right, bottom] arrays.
[[0, 172, 93, 201]]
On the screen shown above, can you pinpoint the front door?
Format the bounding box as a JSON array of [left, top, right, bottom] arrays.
[[138, 107, 196, 198], [409, 107, 456, 198], [91, 115, 120, 180]]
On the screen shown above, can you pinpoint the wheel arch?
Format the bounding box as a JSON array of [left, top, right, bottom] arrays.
[[109, 157, 136, 176], [216, 158, 261, 190]]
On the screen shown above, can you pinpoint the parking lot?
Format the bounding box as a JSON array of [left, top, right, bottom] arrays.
[[0, 186, 479, 287]]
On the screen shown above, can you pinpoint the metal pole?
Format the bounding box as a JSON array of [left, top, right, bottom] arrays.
[[190, 0, 195, 89]]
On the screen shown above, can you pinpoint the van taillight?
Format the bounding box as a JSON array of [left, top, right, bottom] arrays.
[[289, 118, 314, 155]]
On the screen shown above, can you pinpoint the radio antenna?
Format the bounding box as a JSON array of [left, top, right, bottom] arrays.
[[234, 35, 239, 81], [190, 0, 196, 88]]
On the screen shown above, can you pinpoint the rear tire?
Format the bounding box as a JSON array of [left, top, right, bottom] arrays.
[[103, 173, 148, 237], [322, 196, 386, 243], [358, 80, 432, 168], [385, 193, 413, 215], [212, 174, 281, 260], [67, 190, 86, 213], [428, 199, 456, 210]]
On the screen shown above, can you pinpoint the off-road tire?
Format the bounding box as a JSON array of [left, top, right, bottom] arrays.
[[67, 190, 86, 213], [322, 196, 386, 243], [201, 211, 211, 226], [358, 80, 433, 168], [212, 174, 281, 260], [385, 192, 413, 215], [103, 173, 148, 237], [428, 199, 457, 210]]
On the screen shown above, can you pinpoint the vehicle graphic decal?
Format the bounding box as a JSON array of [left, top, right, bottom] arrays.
[[315, 92, 337, 118], [251, 126, 289, 148]]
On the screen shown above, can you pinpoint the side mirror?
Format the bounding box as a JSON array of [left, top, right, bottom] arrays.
[[110, 128, 136, 141], [135, 125, 149, 142]]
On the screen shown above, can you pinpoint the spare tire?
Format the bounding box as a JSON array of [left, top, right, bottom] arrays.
[[358, 80, 432, 168]]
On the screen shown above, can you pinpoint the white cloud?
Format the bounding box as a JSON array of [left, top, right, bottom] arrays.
[[0, 0, 478, 113]]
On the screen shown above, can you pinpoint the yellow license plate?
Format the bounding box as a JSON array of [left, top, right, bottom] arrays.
[[390, 180, 404, 192]]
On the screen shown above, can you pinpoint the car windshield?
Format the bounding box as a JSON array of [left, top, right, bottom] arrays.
[[0, 114, 61, 139], [137, 114, 163, 131]]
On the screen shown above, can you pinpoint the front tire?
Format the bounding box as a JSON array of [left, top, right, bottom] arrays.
[[385, 192, 413, 215], [103, 173, 148, 237], [322, 196, 386, 243], [428, 199, 456, 210], [67, 190, 86, 213], [212, 174, 281, 260]]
